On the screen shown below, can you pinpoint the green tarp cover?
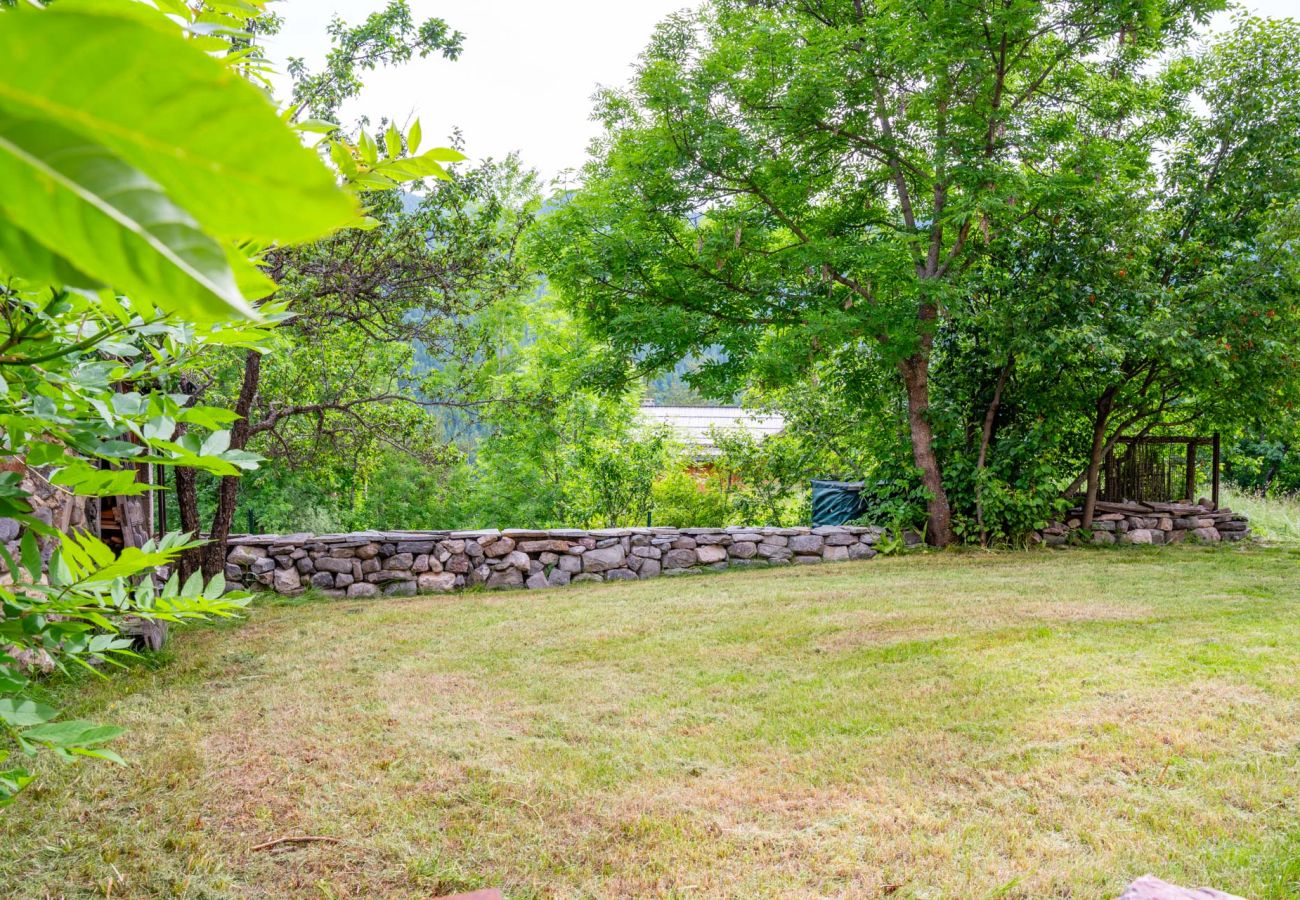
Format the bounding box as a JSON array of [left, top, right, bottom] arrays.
[[810, 480, 867, 526]]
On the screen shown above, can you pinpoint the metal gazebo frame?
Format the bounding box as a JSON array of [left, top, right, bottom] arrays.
[[1100, 433, 1221, 508]]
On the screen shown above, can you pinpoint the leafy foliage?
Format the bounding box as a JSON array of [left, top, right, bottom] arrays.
[[0, 0, 354, 804], [532, 4, 1300, 544]]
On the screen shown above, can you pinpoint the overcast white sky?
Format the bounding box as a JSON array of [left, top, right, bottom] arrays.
[[264, 1, 1297, 187]]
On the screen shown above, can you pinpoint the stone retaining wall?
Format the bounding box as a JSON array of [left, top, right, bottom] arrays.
[[1036, 500, 1250, 545], [224, 525, 911, 598]]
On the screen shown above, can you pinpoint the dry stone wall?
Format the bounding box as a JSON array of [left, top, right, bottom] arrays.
[[224, 525, 909, 598], [1035, 500, 1250, 545]]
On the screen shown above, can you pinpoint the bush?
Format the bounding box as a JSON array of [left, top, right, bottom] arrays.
[[651, 470, 729, 527]]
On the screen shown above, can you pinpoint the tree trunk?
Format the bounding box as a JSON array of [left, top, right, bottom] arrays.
[[1262, 444, 1287, 494], [200, 350, 262, 578], [899, 352, 954, 547], [975, 356, 1013, 545], [1081, 386, 1119, 529], [173, 426, 202, 581]]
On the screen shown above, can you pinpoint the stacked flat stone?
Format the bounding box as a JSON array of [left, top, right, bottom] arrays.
[[1036, 500, 1250, 546], [223, 525, 912, 598]]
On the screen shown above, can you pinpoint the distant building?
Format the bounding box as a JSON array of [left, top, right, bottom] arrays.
[[638, 403, 785, 454]]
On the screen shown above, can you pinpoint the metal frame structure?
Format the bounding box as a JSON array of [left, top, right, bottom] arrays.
[[1101, 433, 1221, 508]]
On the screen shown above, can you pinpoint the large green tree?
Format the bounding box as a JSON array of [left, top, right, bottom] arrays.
[[532, 0, 1221, 544]]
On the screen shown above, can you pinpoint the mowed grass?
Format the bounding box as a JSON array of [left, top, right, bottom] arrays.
[[4, 548, 1300, 899]]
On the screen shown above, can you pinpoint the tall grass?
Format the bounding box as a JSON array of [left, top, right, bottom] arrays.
[[1220, 486, 1300, 544]]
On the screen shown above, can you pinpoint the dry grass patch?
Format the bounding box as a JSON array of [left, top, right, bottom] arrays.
[[2, 547, 1299, 898]]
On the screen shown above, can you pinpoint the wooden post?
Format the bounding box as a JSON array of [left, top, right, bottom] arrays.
[[1184, 440, 1197, 503], [1212, 432, 1221, 509]]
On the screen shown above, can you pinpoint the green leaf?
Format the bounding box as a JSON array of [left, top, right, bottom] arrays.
[[377, 151, 453, 182], [21, 720, 125, 748], [19, 530, 40, 582], [199, 430, 231, 456], [412, 147, 465, 163], [0, 1, 357, 244], [50, 462, 153, 497], [180, 569, 204, 599], [408, 119, 422, 154], [0, 217, 102, 292], [297, 118, 340, 135], [358, 129, 379, 167], [0, 671, 29, 694], [0, 112, 256, 321], [0, 698, 56, 727], [24, 442, 66, 467], [0, 766, 35, 805]]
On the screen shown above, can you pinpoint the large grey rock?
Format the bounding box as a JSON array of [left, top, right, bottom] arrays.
[[418, 572, 456, 593], [557, 554, 582, 573], [383, 552, 414, 571], [504, 550, 531, 572], [729, 541, 757, 559], [1191, 527, 1220, 542], [526, 572, 550, 590], [346, 582, 379, 598], [272, 567, 302, 594], [639, 558, 661, 578], [847, 543, 877, 560], [382, 580, 417, 597], [605, 568, 638, 581], [1118, 875, 1243, 900], [314, 556, 353, 574], [663, 548, 698, 569], [486, 568, 525, 589], [789, 534, 824, 554], [310, 572, 335, 589], [547, 569, 572, 587], [582, 545, 627, 573], [0, 518, 19, 542], [518, 539, 571, 553], [823, 544, 849, 561], [1122, 529, 1156, 545], [228, 544, 267, 566], [696, 544, 728, 564], [482, 536, 517, 558]]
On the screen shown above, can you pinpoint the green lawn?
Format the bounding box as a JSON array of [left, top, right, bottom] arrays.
[[4, 547, 1300, 899]]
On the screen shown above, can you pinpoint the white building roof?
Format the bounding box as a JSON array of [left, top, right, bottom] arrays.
[[638, 404, 785, 452]]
